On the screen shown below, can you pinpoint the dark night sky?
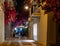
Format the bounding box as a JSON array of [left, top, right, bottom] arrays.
[[13, 0, 25, 12], [13, 0, 29, 24]]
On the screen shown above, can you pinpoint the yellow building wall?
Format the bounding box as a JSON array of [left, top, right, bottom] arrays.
[[37, 7, 56, 46], [37, 7, 48, 46], [47, 12, 56, 45]]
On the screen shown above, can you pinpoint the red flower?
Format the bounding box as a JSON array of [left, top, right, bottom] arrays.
[[8, 7, 16, 22]]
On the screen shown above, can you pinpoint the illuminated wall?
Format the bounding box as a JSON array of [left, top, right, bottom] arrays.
[[0, 2, 4, 43], [37, 6, 48, 46], [36, 6, 56, 46]]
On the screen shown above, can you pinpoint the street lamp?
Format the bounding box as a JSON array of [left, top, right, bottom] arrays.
[[24, 5, 29, 10]]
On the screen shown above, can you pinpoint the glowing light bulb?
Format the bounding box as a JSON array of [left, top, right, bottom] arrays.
[[25, 6, 29, 10]]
